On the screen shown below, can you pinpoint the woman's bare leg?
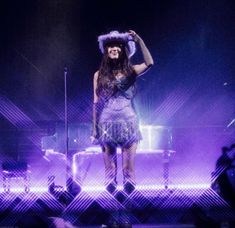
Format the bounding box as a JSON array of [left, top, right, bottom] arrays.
[[102, 143, 117, 186], [122, 142, 137, 186]]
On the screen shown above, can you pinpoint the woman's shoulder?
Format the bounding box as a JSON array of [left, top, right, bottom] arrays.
[[94, 71, 99, 80]]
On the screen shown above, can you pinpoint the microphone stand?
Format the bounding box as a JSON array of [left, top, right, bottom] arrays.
[[64, 67, 68, 160], [64, 67, 70, 192], [64, 67, 81, 199]]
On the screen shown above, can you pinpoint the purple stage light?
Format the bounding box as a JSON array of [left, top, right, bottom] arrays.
[[0, 183, 210, 194], [148, 86, 195, 123]]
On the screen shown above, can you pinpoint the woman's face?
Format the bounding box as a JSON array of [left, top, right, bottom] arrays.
[[107, 44, 122, 59]]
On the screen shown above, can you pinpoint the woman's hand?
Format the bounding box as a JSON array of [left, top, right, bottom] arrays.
[[128, 29, 154, 75], [128, 30, 141, 43], [90, 135, 98, 145]]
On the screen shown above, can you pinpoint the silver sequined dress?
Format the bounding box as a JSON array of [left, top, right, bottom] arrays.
[[97, 75, 142, 146]]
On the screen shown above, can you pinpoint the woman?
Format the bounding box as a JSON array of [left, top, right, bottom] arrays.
[[92, 30, 153, 194]]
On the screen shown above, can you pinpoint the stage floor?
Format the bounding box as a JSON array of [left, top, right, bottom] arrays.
[[0, 187, 235, 227]]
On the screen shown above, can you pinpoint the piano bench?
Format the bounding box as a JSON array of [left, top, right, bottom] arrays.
[[2, 161, 31, 193]]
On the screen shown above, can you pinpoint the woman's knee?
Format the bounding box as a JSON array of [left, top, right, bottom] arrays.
[[102, 143, 117, 154]]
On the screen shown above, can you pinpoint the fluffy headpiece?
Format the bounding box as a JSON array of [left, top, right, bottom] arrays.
[[98, 31, 136, 57]]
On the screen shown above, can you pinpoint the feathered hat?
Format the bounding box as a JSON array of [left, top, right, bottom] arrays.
[[98, 31, 136, 57]]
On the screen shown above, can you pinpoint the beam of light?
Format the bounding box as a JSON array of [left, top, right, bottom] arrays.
[[139, 125, 175, 152], [64, 192, 97, 212], [227, 118, 235, 128], [149, 86, 195, 123], [167, 184, 210, 190], [15, 49, 43, 75], [0, 187, 48, 193], [0, 184, 210, 194], [195, 188, 231, 208], [148, 125, 152, 150], [78, 183, 211, 193], [0, 95, 41, 146], [9, 193, 41, 214], [0, 96, 39, 128], [81, 185, 125, 192], [72, 151, 105, 187], [0, 191, 65, 224]]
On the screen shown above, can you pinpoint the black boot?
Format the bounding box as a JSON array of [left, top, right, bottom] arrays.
[[106, 182, 117, 194], [123, 181, 135, 195]]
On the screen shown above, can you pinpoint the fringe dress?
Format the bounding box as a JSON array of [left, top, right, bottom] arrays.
[[97, 75, 142, 146]]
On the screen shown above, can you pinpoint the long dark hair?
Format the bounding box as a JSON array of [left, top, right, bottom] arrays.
[[97, 44, 135, 100]]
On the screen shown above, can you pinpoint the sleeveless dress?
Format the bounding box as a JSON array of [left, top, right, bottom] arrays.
[[97, 75, 142, 146]]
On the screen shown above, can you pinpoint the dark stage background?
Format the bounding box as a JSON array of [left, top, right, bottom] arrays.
[[0, 0, 235, 187]]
